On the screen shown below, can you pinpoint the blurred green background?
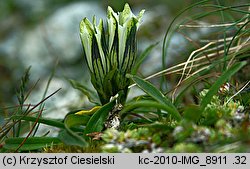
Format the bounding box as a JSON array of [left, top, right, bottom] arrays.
[[0, 0, 248, 123]]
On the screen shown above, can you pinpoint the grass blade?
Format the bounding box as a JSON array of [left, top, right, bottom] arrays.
[[201, 62, 247, 110]]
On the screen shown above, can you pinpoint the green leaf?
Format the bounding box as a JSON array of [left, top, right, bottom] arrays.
[[183, 105, 202, 122], [11, 115, 85, 133], [68, 79, 100, 105], [131, 42, 159, 74], [84, 100, 116, 136], [103, 69, 117, 101], [58, 130, 85, 147], [62, 114, 89, 147], [11, 115, 65, 129], [201, 62, 246, 110], [241, 92, 250, 106], [3, 137, 61, 151], [120, 100, 180, 121], [127, 74, 181, 121], [65, 114, 90, 127]]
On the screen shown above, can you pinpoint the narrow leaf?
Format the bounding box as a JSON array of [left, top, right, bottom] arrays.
[[4, 137, 61, 151], [120, 100, 181, 121], [65, 114, 90, 128], [68, 79, 100, 105], [58, 130, 85, 147], [11, 115, 65, 130], [201, 62, 246, 110], [127, 74, 181, 120], [62, 114, 89, 147], [84, 100, 116, 136], [183, 105, 202, 122]]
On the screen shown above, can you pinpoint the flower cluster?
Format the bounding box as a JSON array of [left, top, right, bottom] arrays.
[[80, 4, 144, 104]]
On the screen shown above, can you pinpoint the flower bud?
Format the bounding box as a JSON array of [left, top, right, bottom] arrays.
[[80, 3, 144, 104]]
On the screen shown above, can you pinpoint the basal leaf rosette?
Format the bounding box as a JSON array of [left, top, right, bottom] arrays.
[[80, 4, 144, 104]]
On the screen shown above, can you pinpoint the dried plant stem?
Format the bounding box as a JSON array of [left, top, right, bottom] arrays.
[[179, 21, 247, 28], [226, 80, 250, 104], [129, 41, 249, 90], [172, 42, 214, 100]]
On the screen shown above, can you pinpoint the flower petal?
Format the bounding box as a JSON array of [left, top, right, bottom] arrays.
[[80, 18, 94, 72]]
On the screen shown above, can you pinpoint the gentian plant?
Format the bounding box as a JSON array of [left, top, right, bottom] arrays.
[[80, 3, 144, 105]]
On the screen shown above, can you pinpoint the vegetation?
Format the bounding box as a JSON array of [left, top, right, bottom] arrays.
[[0, 1, 250, 153]]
